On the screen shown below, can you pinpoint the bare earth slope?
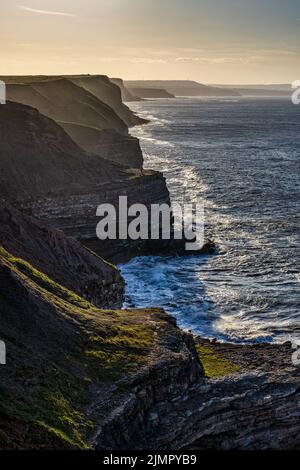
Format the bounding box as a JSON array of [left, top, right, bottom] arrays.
[[4, 77, 143, 167], [0, 80, 299, 450], [0, 101, 124, 198]]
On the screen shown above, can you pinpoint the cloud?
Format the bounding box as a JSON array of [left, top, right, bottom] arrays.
[[18, 5, 75, 17], [174, 57, 247, 64], [97, 57, 166, 64]]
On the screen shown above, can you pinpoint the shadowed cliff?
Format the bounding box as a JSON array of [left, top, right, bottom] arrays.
[[4, 76, 144, 168], [0, 202, 123, 308], [0, 101, 170, 260]]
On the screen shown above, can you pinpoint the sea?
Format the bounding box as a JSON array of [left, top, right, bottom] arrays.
[[120, 97, 300, 344]]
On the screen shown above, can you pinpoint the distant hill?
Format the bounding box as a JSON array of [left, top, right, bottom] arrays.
[[212, 84, 291, 96], [128, 87, 175, 99], [125, 80, 240, 97]]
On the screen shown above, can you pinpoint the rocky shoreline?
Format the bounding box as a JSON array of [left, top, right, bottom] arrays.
[[0, 75, 299, 450]]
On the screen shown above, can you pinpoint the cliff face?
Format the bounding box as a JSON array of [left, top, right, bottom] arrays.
[[0, 101, 122, 199], [111, 78, 141, 102], [129, 339, 300, 450], [1, 242, 298, 450], [0, 101, 169, 261], [0, 202, 123, 308], [4, 77, 143, 168]]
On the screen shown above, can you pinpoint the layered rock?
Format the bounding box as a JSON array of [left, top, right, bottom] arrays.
[[4, 76, 143, 167], [129, 339, 300, 450], [0, 101, 169, 261]]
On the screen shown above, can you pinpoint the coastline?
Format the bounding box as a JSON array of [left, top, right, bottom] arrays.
[[0, 79, 299, 450]]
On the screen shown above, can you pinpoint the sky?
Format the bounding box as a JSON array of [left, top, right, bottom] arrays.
[[1, 0, 300, 83]]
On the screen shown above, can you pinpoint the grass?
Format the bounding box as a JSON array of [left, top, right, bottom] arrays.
[[0, 245, 158, 448], [8, 256, 91, 309], [195, 343, 240, 379]]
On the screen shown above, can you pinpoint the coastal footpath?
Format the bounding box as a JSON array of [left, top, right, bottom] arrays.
[[0, 76, 299, 449]]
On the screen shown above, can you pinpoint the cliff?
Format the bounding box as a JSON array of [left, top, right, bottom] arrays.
[[128, 87, 175, 99], [126, 80, 241, 97], [1, 243, 299, 450], [0, 101, 169, 261], [4, 76, 143, 168], [0, 248, 203, 449], [0, 202, 123, 308], [68, 75, 144, 126], [111, 78, 141, 102]]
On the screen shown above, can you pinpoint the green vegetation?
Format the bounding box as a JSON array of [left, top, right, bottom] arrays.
[[86, 322, 154, 378], [195, 343, 240, 379], [0, 246, 158, 448], [8, 255, 91, 309]]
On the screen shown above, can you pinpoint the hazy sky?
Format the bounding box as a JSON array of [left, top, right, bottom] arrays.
[[1, 0, 300, 83]]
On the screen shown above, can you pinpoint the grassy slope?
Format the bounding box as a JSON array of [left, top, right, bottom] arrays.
[[0, 246, 166, 449]]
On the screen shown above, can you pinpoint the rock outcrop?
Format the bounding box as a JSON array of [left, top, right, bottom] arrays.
[[0, 202, 123, 308], [129, 339, 300, 450]]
